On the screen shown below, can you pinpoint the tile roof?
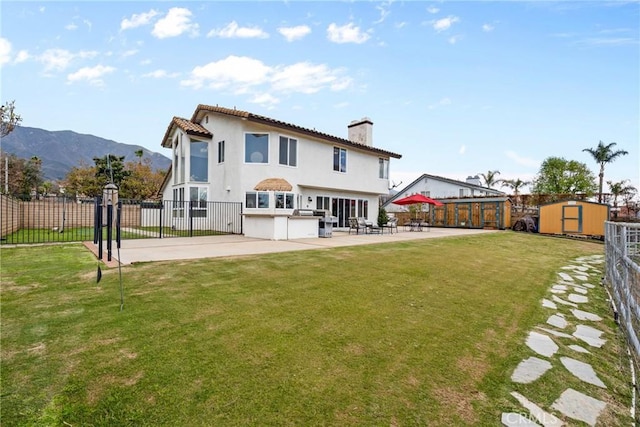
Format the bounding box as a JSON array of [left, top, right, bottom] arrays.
[[161, 116, 212, 148], [190, 104, 402, 159]]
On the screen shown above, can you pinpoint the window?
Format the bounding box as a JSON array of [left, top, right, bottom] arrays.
[[179, 135, 185, 183], [173, 138, 179, 185], [379, 158, 389, 179], [333, 147, 347, 172], [459, 188, 466, 197], [245, 133, 269, 163], [218, 140, 225, 163], [246, 191, 270, 208], [172, 187, 185, 218], [421, 191, 431, 197], [317, 196, 330, 210], [190, 140, 208, 182], [279, 136, 297, 166], [190, 187, 208, 217], [275, 192, 294, 209]]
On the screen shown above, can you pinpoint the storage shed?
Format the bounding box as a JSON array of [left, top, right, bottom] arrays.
[[429, 197, 512, 229], [538, 200, 609, 238]]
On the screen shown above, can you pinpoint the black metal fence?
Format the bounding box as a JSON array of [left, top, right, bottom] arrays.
[[0, 195, 243, 245]]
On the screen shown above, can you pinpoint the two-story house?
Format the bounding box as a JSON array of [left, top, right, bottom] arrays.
[[159, 104, 402, 238]]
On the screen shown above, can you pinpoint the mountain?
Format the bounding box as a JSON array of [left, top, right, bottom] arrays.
[[0, 126, 171, 181]]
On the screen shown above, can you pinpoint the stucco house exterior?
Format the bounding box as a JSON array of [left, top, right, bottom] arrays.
[[382, 174, 505, 214], [159, 104, 402, 238]]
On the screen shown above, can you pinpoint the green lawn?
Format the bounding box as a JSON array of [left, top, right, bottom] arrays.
[[0, 232, 632, 426]]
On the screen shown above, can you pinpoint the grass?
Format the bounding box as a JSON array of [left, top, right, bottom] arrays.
[[0, 232, 633, 426], [1, 227, 224, 244]]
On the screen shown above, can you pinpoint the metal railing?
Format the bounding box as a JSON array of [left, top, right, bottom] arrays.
[[604, 221, 640, 367], [0, 195, 243, 244]]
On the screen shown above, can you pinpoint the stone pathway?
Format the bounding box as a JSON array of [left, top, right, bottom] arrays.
[[502, 254, 612, 426]]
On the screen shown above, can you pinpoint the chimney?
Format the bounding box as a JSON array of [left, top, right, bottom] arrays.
[[348, 117, 373, 146], [466, 175, 482, 186]]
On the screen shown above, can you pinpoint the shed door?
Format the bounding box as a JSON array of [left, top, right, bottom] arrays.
[[562, 205, 582, 233]]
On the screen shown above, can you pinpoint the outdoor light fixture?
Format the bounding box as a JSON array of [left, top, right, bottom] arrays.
[[308, 196, 313, 202]]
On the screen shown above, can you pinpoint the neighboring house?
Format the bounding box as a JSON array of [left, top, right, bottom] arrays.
[[159, 104, 402, 236], [382, 174, 505, 213]]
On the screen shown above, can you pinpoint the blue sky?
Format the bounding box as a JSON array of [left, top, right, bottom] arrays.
[[1, 1, 638, 194]]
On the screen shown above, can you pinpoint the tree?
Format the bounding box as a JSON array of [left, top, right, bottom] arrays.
[[607, 179, 637, 217], [94, 154, 131, 189], [64, 161, 101, 197], [134, 149, 144, 164], [532, 157, 597, 198], [377, 206, 389, 226], [1, 100, 22, 137], [479, 170, 500, 188], [500, 178, 531, 211], [120, 158, 166, 199], [582, 141, 628, 203]]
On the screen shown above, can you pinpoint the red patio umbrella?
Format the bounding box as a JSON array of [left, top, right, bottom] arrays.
[[392, 193, 444, 207]]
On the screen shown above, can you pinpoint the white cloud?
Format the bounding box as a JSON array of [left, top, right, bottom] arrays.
[[277, 25, 311, 42], [15, 50, 29, 64], [181, 55, 353, 98], [181, 55, 271, 90], [142, 69, 179, 78], [327, 23, 370, 44], [428, 97, 452, 110], [459, 145, 466, 155], [121, 49, 138, 58], [121, 10, 159, 31], [65, 23, 78, 31], [271, 62, 352, 94], [0, 38, 12, 66], [433, 16, 460, 32], [152, 8, 199, 39], [505, 150, 539, 169], [482, 24, 495, 32], [67, 64, 116, 86], [427, 6, 440, 14], [39, 48, 75, 71], [207, 21, 268, 39], [249, 92, 280, 107], [448, 35, 463, 44], [374, 1, 392, 24]]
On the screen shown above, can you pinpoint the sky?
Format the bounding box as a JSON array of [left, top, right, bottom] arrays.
[[1, 0, 638, 195]]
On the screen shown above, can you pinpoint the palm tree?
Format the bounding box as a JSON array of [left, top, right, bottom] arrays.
[[500, 178, 531, 211], [479, 170, 500, 188], [607, 179, 637, 217], [582, 141, 628, 203], [134, 149, 144, 164]]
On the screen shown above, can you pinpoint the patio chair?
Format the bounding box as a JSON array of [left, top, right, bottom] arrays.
[[349, 217, 367, 235], [364, 218, 382, 234], [385, 217, 399, 234]]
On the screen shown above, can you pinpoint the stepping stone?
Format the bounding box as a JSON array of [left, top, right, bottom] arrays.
[[542, 299, 557, 309], [552, 295, 578, 307], [550, 289, 566, 294], [536, 327, 573, 339], [512, 356, 553, 383], [573, 325, 606, 348], [552, 284, 568, 291], [560, 357, 606, 388], [568, 344, 590, 354], [570, 286, 588, 295], [526, 331, 558, 357], [573, 275, 590, 281], [501, 412, 541, 426], [510, 392, 564, 427], [558, 272, 574, 281], [567, 294, 588, 304], [571, 309, 602, 322], [580, 282, 596, 289], [551, 388, 606, 426], [547, 314, 567, 329]]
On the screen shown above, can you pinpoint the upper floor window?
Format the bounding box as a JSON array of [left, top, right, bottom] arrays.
[[279, 136, 297, 167], [218, 140, 225, 163], [333, 147, 347, 173], [245, 133, 269, 163], [379, 158, 389, 179], [190, 140, 208, 182]]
